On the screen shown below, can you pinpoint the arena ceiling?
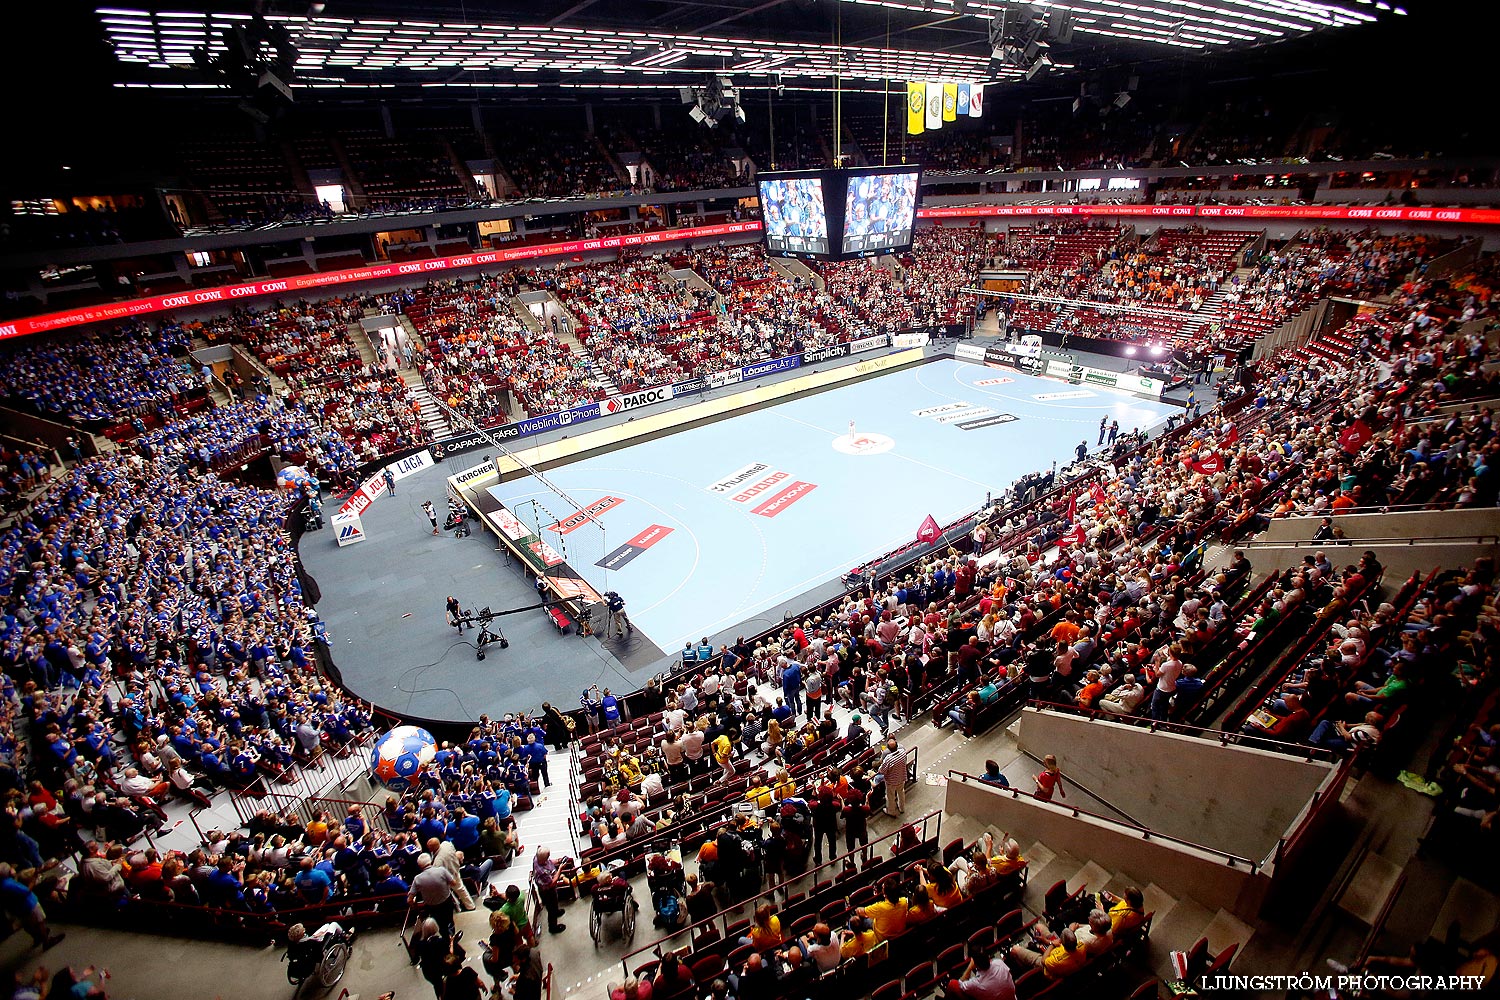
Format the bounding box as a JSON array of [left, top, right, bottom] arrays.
[[93, 0, 1406, 96]]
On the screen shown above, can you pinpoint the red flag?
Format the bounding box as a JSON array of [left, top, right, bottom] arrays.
[[1066, 492, 1077, 523], [1185, 452, 1224, 475], [1220, 423, 1240, 449], [917, 514, 940, 544], [1089, 481, 1109, 509], [1060, 525, 1087, 548], [1338, 419, 1373, 454], [1391, 407, 1406, 440]]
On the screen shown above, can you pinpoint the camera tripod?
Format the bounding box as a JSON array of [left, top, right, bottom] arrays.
[[474, 622, 508, 659]]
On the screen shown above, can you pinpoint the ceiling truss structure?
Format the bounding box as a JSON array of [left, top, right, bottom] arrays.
[[94, 1, 1396, 94]]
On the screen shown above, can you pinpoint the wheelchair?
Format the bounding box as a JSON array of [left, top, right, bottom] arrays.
[[283, 929, 352, 996], [588, 879, 638, 946]]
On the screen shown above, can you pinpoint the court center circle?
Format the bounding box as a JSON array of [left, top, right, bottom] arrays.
[[833, 431, 896, 455]]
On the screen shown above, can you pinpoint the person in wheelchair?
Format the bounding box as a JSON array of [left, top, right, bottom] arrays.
[[592, 868, 636, 914], [285, 920, 354, 985]]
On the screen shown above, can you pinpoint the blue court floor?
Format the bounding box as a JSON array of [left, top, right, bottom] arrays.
[[488, 358, 1175, 652]]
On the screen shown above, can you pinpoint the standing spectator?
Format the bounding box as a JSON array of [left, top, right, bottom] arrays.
[[383, 466, 397, 495], [880, 738, 908, 817], [423, 499, 440, 534], [0, 863, 64, 951], [409, 852, 460, 934], [531, 848, 567, 934], [1033, 755, 1068, 803]]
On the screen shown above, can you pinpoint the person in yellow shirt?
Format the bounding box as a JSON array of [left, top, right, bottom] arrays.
[[747, 783, 774, 810], [905, 885, 941, 926], [1099, 887, 1146, 935], [712, 733, 734, 778], [617, 755, 643, 790], [920, 861, 965, 909], [741, 902, 783, 951], [864, 880, 909, 941], [771, 769, 796, 801], [1010, 927, 1087, 980], [983, 831, 1027, 876], [839, 912, 878, 960]]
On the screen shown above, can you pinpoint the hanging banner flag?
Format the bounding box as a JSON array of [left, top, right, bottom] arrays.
[[968, 83, 985, 118], [907, 81, 926, 135], [1185, 452, 1225, 475], [942, 83, 958, 122], [956, 82, 972, 117], [1060, 524, 1088, 548], [1338, 419, 1373, 454], [1089, 481, 1109, 509], [917, 514, 941, 544], [1220, 423, 1240, 449], [926, 81, 944, 130]]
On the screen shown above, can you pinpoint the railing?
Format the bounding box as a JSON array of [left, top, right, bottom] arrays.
[[616, 808, 944, 978], [224, 730, 379, 830], [1024, 699, 1344, 763], [947, 769, 1262, 873], [570, 744, 920, 876], [1274, 754, 1353, 869], [1239, 532, 1500, 549]]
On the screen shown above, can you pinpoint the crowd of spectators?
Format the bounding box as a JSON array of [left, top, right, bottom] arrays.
[[0, 325, 200, 424], [625, 128, 741, 193], [501, 132, 626, 201]]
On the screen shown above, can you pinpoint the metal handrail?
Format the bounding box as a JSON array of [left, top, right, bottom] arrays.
[[947, 768, 1261, 872], [1240, 532, 1500, 548], [616, 807, 944, 978], [1023, 700, 1343, 763]]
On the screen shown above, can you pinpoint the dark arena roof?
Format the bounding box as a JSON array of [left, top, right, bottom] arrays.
[[0, 2, 1497, 999]]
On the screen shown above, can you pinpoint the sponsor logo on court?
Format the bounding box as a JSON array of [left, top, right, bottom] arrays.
[[1033, 390, 1097, 401], [548, 496, 625, 534], [832, 431, 895, 456], [975, 377, 1014, 386], [934, 407, 995, 424], [956, 413, 1019, 431], [595, 524, 673, 571], [628, 524, 673, 549], [751, 480, 818, 518], [731, 471, 791, 503], [707, 462, 772, 494], [912, 402, 974, 418]]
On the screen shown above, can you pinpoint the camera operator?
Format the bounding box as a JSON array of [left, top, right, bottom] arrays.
[[604, 591, 632, 638], [446, 596, 465, 634]]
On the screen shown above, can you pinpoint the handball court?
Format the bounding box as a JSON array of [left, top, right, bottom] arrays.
[[488, 358, 1176, 660], [304, 356, 1174, 723]]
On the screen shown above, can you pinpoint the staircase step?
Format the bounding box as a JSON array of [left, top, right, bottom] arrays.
[[1070, 860, 1112, 896], [1141, 882, 1180, 925], [1147, 896, 1215, 980], [1202, 908, 1256, 956]]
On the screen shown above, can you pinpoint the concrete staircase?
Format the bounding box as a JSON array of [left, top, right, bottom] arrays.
[[400, 372, 453, 440], [579, 345, 620, 397], [1014, 839, 1256, 982], [1177, 265, 1253, 345]]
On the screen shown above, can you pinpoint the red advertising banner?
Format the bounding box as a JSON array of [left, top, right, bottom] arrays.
[[914, 204, 1500, 225], [0, 220, 764, 341], [8, 202, 1500, 341]]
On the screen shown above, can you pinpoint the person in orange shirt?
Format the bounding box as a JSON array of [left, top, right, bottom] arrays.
[[1330, 490, 1357, 514]]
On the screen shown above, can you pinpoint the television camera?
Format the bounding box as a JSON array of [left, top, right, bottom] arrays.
[[454, 606, 509, 659]]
